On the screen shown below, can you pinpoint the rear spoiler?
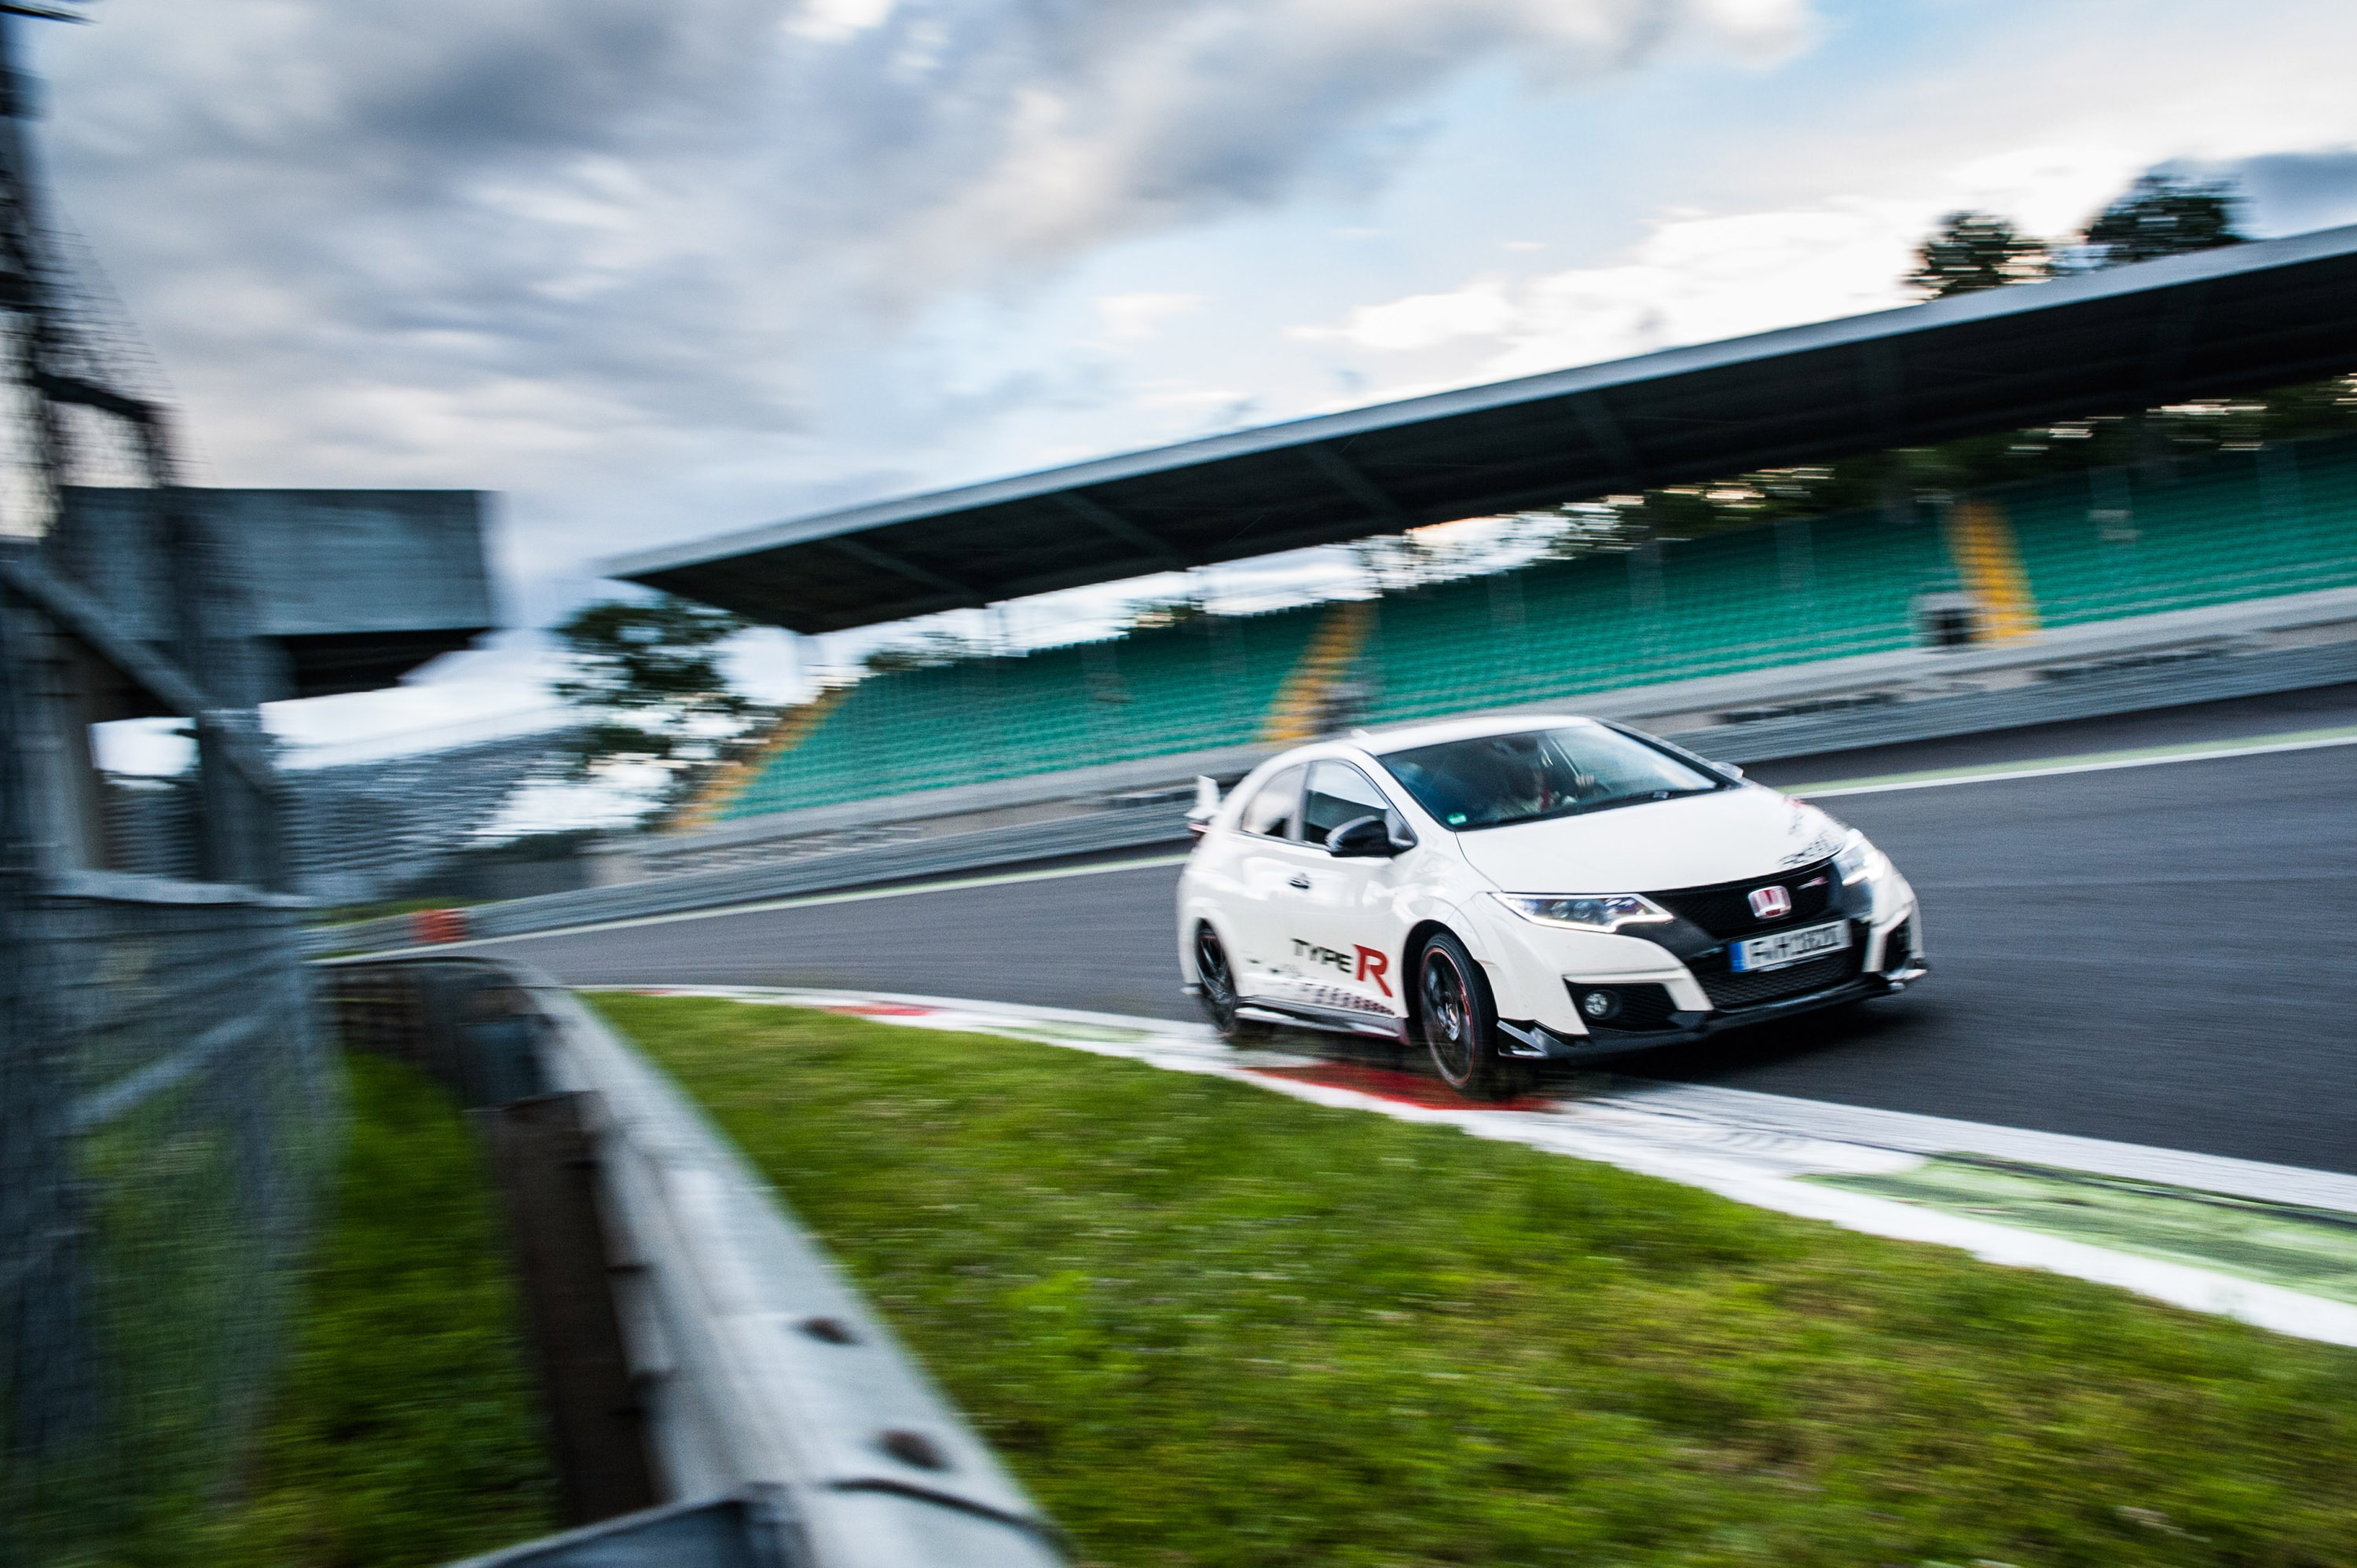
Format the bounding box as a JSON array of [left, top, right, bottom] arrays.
[[1186, 775, 1220, 837]]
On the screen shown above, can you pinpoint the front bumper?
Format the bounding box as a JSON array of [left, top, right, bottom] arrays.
[[1501, 955, 1928, 1060], [1477, 856, 1924, 1058]]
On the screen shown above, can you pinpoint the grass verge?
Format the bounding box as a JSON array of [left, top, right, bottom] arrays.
[[592, 991, 2357, 1568], [133, 1052, 559, 1567]]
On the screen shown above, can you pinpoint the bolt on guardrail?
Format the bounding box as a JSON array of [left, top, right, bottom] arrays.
[[320, 958, 1068, 1568]]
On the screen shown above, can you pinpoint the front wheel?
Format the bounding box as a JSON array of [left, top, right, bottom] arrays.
[[1193, 924, 1272, 1045], [1417, 931, 1530, 1101]]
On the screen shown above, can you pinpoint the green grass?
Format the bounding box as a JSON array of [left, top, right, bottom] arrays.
[[129, 1053, 559, 1567], [591, 991, 2357, 1568]]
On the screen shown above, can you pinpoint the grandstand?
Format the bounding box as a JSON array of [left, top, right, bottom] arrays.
[[281, 727, 578, 904], [96, 727, 580, 907], [716, 604, 1321, 819], [676, 432, 2357, 833], [580, 229, 2357, 886]]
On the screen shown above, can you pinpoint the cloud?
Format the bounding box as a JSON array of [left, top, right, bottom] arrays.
[[828, 0, 1813, 299], [1290, 200, 1921, 379], [24, 0, 1813, 750], [1097, 292, 1206, 342], [2165, 148, 2357, 238], [1284, 119, 2357, 398], [788, 0, 899, 44], [1291, 280, 1521, 354], [39, 0, 1809, 500]]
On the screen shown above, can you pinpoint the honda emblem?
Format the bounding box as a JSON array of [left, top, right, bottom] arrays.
[[1747, 885, 1792, 920]]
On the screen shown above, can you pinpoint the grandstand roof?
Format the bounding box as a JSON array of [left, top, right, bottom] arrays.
[[606, 224, 2357, 635]]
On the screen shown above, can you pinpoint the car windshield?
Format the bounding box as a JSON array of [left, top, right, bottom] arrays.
[[1376, 725, 1722, 830]]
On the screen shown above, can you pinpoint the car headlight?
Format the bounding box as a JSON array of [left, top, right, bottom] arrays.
[[1834, 829, 1890, 886], [1490, 892, 1673, 933]]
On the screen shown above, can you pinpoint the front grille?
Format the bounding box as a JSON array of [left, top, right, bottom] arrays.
[[1564, 980, 1681, 1031], [1651, 858, 1838, 940], [1695, 936, 1865, 1009]]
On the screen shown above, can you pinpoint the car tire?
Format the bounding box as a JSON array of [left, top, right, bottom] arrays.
[[1193, 924, 1273, 1045], [1416, 930, 1530, 1101]]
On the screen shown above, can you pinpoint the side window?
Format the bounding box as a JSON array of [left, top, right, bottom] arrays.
[[1237, 765, 1305, 840], [1303, 761, 1408, 848]]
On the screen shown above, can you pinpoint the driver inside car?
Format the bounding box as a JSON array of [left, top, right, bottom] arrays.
[[1442, 735, 1582, 824]]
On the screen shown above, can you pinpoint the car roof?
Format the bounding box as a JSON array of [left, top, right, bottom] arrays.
[[1347, 713, 1604, 757]]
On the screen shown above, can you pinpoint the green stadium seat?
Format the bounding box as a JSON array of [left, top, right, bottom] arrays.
[[711, 431, 2357, 823], [2006, 437, 2357, 626], [717, 606, 1325, 820], [1357, 503, 1949, 723]]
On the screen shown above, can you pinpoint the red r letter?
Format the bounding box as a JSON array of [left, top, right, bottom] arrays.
[[1354, 945, 1391, 997]]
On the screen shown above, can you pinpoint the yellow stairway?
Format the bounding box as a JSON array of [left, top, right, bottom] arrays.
[[1944, 499, 2042, 643], [670, 683, 853, 832], [1259, 600, 1375, 743]]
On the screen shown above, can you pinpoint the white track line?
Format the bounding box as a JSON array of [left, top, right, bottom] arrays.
[[1793, 727, 2357, 798], [345, 725, 2357, 960], [600, 984, 2357, 1348], [342, 852, 1196, 958], [1604, 1079, 2357, 1211]]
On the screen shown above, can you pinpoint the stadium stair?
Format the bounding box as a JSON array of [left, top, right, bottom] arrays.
[[672, 683, 853, 831], [1943, 498, 2043, 642], [1259, 599, 1375, 742]]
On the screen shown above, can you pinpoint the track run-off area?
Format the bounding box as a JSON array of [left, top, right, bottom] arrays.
[[444, 688, 2357, 1177]]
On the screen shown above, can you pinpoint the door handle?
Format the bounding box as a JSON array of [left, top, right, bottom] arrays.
[[1287, 874, 1311, 890]]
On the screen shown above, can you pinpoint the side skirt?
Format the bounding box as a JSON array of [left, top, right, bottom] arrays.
[[1233, 1000, 1408, 1044]]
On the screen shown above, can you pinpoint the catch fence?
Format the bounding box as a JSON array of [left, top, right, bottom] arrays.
[[0, 877, 332, 1558], [0, 9, 335, 1554]]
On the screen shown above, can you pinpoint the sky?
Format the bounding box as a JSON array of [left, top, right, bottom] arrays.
[[30, 0, 2357, 778]]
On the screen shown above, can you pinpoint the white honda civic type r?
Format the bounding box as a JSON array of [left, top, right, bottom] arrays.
[[1176, 714, 1927, 1098]]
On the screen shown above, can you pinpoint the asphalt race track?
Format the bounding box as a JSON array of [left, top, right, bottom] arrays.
[[472, 692, 2357, 1175]]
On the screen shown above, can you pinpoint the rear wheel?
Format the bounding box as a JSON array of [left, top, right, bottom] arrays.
[[1193, 924, 1272, 1044], [1417, 931, 1530, 1101]]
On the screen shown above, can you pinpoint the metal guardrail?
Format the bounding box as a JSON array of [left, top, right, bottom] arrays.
[[1681, 636, 2357, 765], [449, 1488, 797, 1567], [307, 806, 1197, 955], [312, 636, 2357, 959], [324, 957, 1067, 1568]]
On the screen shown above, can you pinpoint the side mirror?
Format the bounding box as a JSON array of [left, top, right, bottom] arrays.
[[1187, 774, 1222, 838], [1326, 815, 1399, 858]]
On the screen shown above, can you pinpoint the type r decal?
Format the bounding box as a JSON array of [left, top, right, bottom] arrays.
[[1292, 940, 1353, 974], [1290, 940, 1393, 997]]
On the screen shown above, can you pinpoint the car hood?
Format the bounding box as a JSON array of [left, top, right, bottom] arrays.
[[1449, 787, 1847, 894]]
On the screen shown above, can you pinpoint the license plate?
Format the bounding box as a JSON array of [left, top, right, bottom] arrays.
[[1731, 919, 1851, 973]]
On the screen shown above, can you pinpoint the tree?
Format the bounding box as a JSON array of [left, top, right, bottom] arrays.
[[858, 628, 990, 674], [547, 595, 764, 813], [1592, 173, 2325, 542], [1906, 211, 2051, 299], [2081, 174, 2247, 267]]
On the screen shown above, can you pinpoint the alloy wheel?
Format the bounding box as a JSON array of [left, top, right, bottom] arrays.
[[1195, 926, 1238, 1025], [1420, 947, 1475, 1085]]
